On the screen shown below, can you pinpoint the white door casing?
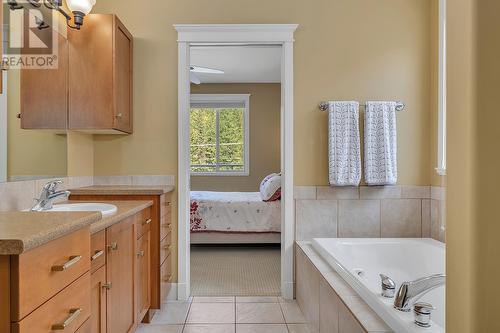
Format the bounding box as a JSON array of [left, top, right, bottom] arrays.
[[175, 24, 298, 300]]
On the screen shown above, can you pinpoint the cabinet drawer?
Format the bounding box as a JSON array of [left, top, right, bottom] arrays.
[[137, 207, 152, 239], [160, 254, 172, 303], [75, 319, 91, 333], [12, 272, 91, 333], [160, 215, 171, 241], [160, 198, 171, 219], [160, 231, 172, 265], [11, 227, 90, 321], [90, 231, 106, 273]]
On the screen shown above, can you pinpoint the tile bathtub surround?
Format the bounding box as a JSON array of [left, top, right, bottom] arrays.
[[0, 176, 93, 211], [295, 185, 446, 242]]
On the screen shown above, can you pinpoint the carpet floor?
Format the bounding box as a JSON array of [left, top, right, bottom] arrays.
[[190, 245, 281, 296]]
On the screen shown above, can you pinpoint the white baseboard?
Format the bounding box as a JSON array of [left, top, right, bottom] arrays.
[[282, 281, 295, 300], [177, 282, 190, 301], [166, 283, 178, 300]]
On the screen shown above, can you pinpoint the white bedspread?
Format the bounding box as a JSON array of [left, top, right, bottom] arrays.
[[190, 191, 281, 233]]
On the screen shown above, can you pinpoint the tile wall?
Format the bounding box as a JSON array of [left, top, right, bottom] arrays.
[[295, 185, 446, 243]]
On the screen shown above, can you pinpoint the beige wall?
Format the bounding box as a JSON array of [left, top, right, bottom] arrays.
[[92, 0, 434, 187], [6, 70, 68, 180], [67, 132, 94, 177], [447, 0, 500, 331], [190, 83, 281, 192]]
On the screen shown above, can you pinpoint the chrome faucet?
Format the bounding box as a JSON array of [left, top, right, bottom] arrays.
[[30, 180, 71, 211], [394, 274, 445, 312]]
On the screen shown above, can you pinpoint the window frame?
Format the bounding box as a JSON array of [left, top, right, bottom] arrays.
[[189, 94, 250, 176]]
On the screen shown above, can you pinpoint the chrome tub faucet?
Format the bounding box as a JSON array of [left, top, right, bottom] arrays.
[[394, 274, 445, 312], [30, 180, 71, 211]]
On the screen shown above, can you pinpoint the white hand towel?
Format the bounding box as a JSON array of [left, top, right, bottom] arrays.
[[328, 101, 361, 186], [364, 101, 398, 185]]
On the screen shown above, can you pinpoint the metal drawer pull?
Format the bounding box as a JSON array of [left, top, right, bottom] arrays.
[[91, 250, 104, 261], [51, 255, 82, 271], [163, 245, 171, 251], [51, 308, 82, 330], [161, 224, 171, 228], [143, 218, 152, 225], [107, 242, 118, 251], [137, 250, 145, 257], [102, 282, 112, 290], [164, 202, 171, 206], [163, 274, 172, 283]]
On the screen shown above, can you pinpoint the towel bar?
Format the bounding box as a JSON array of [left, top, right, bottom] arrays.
[[319, 101, 405, 112]]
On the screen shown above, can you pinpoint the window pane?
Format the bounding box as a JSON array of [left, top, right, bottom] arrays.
[[190, 108, 216, 170], [219, 108, 244, 170]]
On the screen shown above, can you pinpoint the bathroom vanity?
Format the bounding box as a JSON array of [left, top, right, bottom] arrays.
[[69, 185, 175, 321], [0, 201, 153, 333]]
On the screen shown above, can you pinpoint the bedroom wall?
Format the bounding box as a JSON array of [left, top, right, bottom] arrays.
[[190, 83, 281, 192]]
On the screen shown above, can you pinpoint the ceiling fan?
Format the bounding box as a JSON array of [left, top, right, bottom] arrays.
[[190, 65, 224, 84]]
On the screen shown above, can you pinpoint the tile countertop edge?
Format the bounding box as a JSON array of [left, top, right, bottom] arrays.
[[87, 200, 154, 234], [69, 185, 175, 196], [0, 212, 102, 255]]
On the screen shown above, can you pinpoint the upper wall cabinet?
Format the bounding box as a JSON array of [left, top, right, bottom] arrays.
[[68, 14, 133, 134], [20, 32, 69, 129], [19, 14, 133, 134]]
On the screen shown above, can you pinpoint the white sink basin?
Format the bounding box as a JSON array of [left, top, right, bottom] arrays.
[[47, 203, 118, 217]]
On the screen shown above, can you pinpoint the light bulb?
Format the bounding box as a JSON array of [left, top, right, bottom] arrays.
[[66, 0, 96, 15]]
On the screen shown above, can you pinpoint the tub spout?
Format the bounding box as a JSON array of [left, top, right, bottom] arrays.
[[394, 274, 445, 312]]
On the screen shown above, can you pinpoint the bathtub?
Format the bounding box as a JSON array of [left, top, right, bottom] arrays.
[[311, 238, 445, 333]]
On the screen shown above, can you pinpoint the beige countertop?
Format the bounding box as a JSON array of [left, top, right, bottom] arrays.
[[85, 200, 153, 234], [0, 211, 101, 255], [0, 200, 153, 255], [69, 185, 175, 196]]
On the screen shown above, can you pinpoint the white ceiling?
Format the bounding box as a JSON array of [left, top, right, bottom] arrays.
[[190, 45, 281, 84]]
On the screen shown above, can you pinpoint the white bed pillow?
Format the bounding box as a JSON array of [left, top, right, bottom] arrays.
[[260, 173, 281, 202]]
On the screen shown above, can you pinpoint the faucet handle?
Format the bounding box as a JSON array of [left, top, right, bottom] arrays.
[[43, 180, 63, 192], [379, 274, 396, 298], [413, 302, 436, 328]]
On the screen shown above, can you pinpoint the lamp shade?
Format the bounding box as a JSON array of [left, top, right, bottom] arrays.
[[66, 0, 96, 15]]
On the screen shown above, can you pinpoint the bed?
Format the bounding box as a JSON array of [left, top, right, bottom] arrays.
[[190, 191, 281, 244]]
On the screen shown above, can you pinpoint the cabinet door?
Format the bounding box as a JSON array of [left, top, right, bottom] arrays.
[[113, 17, 133, 133], [106, 217, 136, 333], [68, 14, 114, 130], [20, 32, 68, 129], [90, 266, 107, 333], [136, 231, 150, 322]]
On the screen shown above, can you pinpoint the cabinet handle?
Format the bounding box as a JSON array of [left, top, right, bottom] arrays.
[[51, 255, 82, 272], [137, 250, 145, 257], [143, 218, 152, 225], [17, 113, 21, 119], [102, 282, 112, 290], [51, 308, 82, 330], [163, 245, 171, 251], [116, 113, 123, 118], [164, 202, 171, 207], [161, 224, 171, 228], [91, 250, 104, 261], [107, 242, 118, 251], [162, 274, 173, 283]]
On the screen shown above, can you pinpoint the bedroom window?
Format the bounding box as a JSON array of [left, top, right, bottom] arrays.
[[190, 94, 250, 176]]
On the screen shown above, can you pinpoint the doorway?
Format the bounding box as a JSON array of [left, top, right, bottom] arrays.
[[175, 24, 298, 300]]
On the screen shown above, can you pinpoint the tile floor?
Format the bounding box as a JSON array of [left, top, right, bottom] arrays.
[[136, 297, 311, 333]]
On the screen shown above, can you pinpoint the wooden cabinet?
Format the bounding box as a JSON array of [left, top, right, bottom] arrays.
[[136, 231, 150, 322], [106, 216, 137, 333], [19, 14, 133, 133], [90, 266, 107, 333], [70, 192, 174, 321], [68, 14, 133, 133], [20, 32, 68, 129], [1, 227, 92, 333]]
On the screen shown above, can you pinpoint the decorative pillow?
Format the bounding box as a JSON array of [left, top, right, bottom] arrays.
[[260, 173, 282, 202]]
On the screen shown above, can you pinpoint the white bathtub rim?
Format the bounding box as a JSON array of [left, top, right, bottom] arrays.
[[311, 238, 445, 333]]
